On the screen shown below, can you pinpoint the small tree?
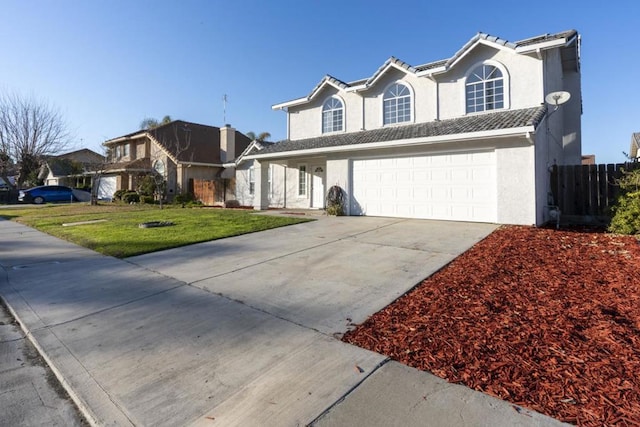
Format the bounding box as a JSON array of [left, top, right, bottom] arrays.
[[326, 185, 346, 216], [145, 121, 191, 209]]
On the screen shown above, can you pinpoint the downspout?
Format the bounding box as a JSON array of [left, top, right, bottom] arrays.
[[361, 94, 365, 130], [428, 75, 440, 120], [285, 107, 291, 140]]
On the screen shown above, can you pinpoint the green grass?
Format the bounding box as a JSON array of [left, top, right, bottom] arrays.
[[0, 204, 312, 258]]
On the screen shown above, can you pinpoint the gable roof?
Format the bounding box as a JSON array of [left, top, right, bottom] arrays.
[[104, 121, 252, 164], [631, 132, 640, 158], [247, 106, 546, 159], [273, 30, 578, 110], [54, 148, 106, 164]]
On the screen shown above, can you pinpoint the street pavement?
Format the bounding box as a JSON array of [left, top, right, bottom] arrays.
[[0, 214, 570, 426]]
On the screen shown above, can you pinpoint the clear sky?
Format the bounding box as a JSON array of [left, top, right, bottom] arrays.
[[1, 0, 637, 164]]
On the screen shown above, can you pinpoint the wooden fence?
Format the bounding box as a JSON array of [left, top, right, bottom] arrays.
[[550, 163, 640, 217], [191, 179, 216, 206]]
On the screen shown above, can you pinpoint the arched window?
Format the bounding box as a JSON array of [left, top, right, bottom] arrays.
[[383, 83, 411, 125], [322, 97, 344, 133], [465, 64, 505, 113], [153, 159, 165, 176]]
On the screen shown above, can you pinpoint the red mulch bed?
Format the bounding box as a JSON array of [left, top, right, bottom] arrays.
[[343, 226, 640, 426]]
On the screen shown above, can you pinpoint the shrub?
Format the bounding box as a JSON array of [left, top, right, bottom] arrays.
[[122, 192, 140, 203], [326, 185, 346, 216], [137, 174, 158, 197], [609, 168, 640, 235], [174, 192, 195, 204], [113, 189, 127, 201], [141, 195, 155, 204]]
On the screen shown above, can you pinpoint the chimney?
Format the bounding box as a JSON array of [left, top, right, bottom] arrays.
[[220, 124, 235, 163]]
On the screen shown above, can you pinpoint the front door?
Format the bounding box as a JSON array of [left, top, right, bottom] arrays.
[[311, 165, 325, 209]]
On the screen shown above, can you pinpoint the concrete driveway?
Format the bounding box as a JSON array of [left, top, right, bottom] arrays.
[[1, 215, 566, 426], [129, 216, 496, 336]]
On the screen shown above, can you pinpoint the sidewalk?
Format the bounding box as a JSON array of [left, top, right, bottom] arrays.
[[0, 217, 569, 426]]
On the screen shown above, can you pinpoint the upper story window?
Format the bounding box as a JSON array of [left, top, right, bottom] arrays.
[[322, 97, 344, 133], [466, 64, 505, 113], [383, 82, 412, 125]]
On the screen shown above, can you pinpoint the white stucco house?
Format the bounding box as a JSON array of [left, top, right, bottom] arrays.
[[233, 29, 582, 225]]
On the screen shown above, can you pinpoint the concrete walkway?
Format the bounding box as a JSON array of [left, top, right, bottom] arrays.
[[0, 215, 569, 426]]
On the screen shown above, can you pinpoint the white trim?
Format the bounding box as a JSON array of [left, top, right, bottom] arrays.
[[381, 81, 415, 126], [367, 61, 415, 89], [248, 166, 256, 195], [515, 38, 572, 53], [180, 161, 224, 167], [297, 164, 308, 198], [321, 95, 346, 134], [272, 97, 308, 110], [462, 60, 510, 114], [245, 126, 535, 160], [447, 40, 514, 70], [104, 133, 148, 145], [309, 79, 346, 101]]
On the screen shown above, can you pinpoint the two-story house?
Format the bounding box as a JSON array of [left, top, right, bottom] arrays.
[[234, 30, 581, 226], [101, 121, 251, 202]]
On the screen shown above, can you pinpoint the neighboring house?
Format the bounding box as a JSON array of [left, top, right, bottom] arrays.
[[39, 148, 106, 188], [630, 132, 640, 160], [581, 155, 595, 165], [234, 29, 582, 226], [102, 121, 251, 202]]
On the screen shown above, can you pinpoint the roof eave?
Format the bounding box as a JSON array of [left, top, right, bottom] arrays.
[[515, 37, 574, 53], [104, 133, 148, 145], [272, 97, 309, 110], [245, 126, 536, 160]]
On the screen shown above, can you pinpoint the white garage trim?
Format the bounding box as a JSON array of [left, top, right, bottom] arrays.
[[350, 151, 497, 223]]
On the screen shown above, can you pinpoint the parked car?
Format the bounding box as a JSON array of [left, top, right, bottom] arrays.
[[18, 185, 78, 204]]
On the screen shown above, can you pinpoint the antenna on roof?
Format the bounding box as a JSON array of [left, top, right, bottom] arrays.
[[222, 94, 228, 124]]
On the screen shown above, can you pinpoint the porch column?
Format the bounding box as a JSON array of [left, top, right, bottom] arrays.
[[253, 160, 270, 211]]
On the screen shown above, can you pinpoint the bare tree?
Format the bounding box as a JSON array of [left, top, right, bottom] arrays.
[[0, 91, 72, 187], [143, 122, 192, 209]]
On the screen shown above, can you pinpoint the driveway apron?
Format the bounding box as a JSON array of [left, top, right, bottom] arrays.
[[1, 216, 503, 426]]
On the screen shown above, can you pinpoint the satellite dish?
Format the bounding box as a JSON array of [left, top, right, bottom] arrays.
[[545, 91, 571, 107]]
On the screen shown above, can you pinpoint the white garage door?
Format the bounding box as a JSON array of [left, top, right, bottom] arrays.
[[351, 151, 496, 222], [97, 176, 117, 201]]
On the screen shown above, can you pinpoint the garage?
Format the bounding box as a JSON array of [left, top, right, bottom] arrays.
[[350, 151, 497, 222], [97, 175, 117, 201]]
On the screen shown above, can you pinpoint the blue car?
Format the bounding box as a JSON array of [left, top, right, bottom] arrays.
[[19, 185, 78, 204]]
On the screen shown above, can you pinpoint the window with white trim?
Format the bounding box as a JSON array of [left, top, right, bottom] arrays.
[[322, 97, 343, 133], [267, 164, 273, 198], [465, 64, 504, 113], [383, 82, 411, 125], [123, 144, 129, 157], [249, 167, 255, 195], [298, 165, 307, 197]]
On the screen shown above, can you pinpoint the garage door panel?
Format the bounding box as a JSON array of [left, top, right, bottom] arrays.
[[352, 151, 496, 223]]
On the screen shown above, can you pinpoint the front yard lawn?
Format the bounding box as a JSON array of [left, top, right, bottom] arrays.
[[343, 226, 640, 426], [0, 204, 311, 258]]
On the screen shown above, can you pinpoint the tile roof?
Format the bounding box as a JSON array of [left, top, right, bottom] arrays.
[[105, 121, 251, 164], [253, 106, 546, 156]]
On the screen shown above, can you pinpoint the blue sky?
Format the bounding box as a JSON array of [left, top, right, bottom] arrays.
[[1, 0, 637, 164]]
